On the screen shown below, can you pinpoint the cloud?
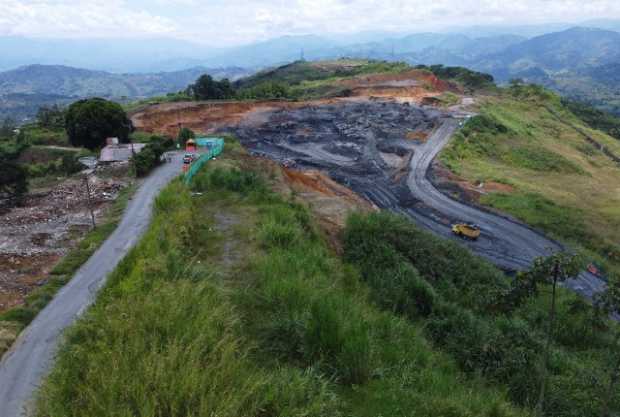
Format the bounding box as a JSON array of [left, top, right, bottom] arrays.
[[0, 0, 176, 38], [1, 0, 620, 44]]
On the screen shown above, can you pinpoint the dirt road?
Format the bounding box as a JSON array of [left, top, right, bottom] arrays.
[[0, 154, 182, 417], [405, 119, 607, 299]]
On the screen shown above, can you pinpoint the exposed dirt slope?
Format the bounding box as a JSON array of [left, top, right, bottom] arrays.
[[131, 69, 452, 138]]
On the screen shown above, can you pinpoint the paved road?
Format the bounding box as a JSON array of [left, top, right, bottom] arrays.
[[404, 119, 607, 299], [0, 155, 182, 417]]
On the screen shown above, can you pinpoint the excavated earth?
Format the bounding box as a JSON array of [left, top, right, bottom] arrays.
[[227, 100, 447, 216]]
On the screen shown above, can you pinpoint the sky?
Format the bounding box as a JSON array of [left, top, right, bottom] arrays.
[[1, 0, 620, 46]]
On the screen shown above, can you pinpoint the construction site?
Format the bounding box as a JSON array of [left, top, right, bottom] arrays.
[[228, 100, 446, 213]]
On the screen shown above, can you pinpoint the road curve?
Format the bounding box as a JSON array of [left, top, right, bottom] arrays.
[[405, 119, 607, 299], [0, 154, 183, 417]]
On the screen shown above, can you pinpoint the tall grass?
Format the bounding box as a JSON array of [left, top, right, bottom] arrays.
[[343, 211, 620, 417], [37, 164, 528, 417]]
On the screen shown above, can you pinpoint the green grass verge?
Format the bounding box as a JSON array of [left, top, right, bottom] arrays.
[[0, 184, 136, 356], [35, 152, 528, 417]]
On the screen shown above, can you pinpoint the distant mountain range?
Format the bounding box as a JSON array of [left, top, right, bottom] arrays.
[[182, 26, 620, 115], [3, 23, 620, 121], [0, 65, 251, 122], [469, 28, 620, 114]]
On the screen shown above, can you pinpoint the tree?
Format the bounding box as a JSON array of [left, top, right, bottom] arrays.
[[37, 105, 65, 129], [596, 276, 620, 417], [65, 98, 132, 150], [187, 74, 235, 100], [177, 127, 195, 148], [527, 253, 583, 417], [0, 118, 16, 139], [131, 135, 172, 177], [0, 139, 29, 203]]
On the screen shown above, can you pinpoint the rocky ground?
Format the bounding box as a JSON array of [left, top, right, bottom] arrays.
[[0, 166, 131, 312], [228, 100, 448, 215]]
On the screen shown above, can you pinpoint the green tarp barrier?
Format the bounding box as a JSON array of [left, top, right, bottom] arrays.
[[195, 137, 223, 147], [184, 138, 224, 184]]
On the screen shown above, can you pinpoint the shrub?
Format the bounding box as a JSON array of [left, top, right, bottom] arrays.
[[238, 82, 294, 100], [192, 167, 265, 195], [131, 136, 172, 177]]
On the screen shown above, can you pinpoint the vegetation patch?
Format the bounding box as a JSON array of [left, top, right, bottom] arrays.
[[344, 211, 619, 417], [36, 145, 527, 417], [562, 98, 620, 140]]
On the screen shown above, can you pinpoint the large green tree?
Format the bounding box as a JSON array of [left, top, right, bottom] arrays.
[[187, 75, 235, 100], [65, 98, 132, 150]]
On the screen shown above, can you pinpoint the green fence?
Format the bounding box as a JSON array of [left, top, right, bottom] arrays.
[[184, 138, 224, 184]]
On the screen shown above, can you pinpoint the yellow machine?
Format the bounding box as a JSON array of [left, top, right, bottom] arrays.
[[452, 223, 481, 240]]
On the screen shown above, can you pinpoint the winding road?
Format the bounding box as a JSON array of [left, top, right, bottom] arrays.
[[404, 118, 607, 299], [0, 154, 182, 417]]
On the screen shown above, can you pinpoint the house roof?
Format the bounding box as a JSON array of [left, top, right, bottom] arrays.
[[99, 143, 147, 162]]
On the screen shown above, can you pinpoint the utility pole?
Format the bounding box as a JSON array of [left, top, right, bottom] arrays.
[[83, 174, 96, 230]]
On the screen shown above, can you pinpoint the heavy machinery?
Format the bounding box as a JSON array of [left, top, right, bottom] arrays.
[[452, 223, 481, 240]]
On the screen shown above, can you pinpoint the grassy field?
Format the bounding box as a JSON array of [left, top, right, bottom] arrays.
[[0, 184, 136, 357], [440, 85, 620, 275], [36, 140, 529, 417]]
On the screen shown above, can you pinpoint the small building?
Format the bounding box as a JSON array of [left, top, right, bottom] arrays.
[[99, 143, 147, 163]]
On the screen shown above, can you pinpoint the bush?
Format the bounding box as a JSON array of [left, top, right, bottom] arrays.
[[192, 167, 265, 195], [177, 127, 195, 148], [60, 154, 85, 175], [418, 65, 495, 91], [131, 135, 172, 177], [0, 138, 29, 202], [237, 82, 294, 100]]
